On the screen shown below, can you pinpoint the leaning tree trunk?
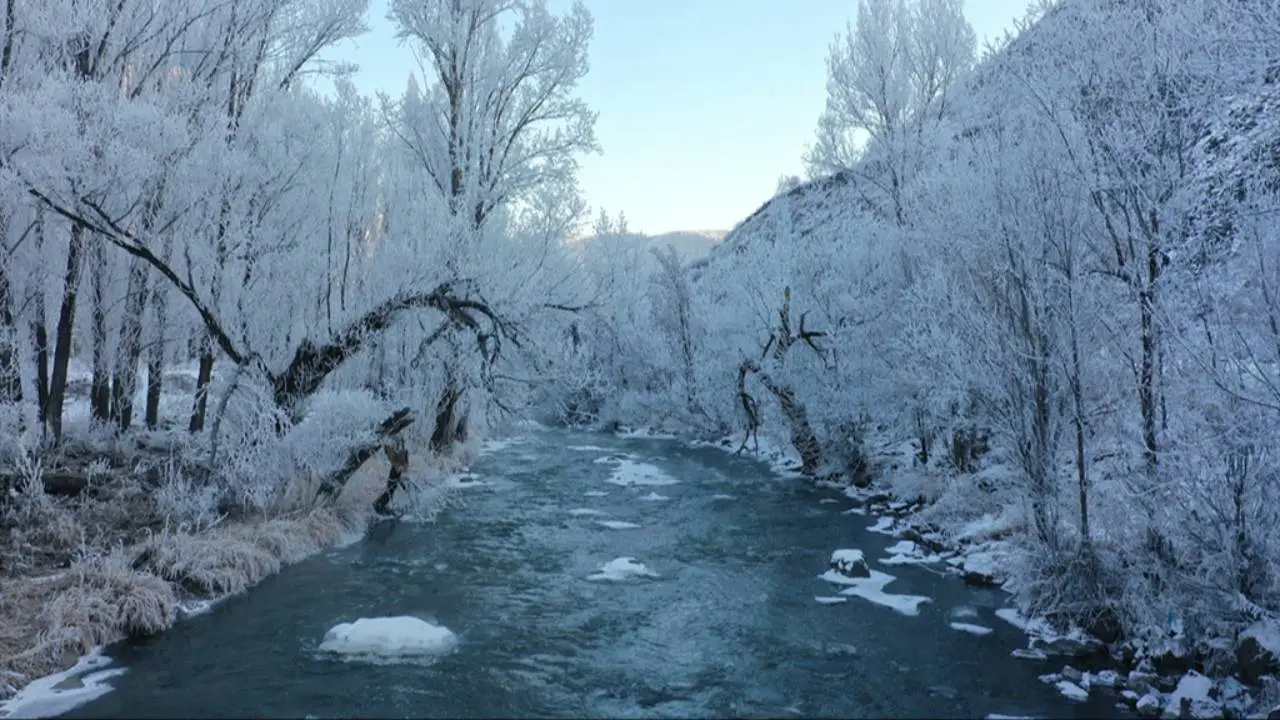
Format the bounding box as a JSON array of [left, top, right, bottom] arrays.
[[741, 359, 823, 475], [45, 222, 88, 444]]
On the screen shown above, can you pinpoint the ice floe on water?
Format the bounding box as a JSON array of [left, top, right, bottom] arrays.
[[568, 508, 605, 516], [596, 520, 641, 530], [588, 557, 658, 581], [819, 498, 839, 504], [879, 540, 944, 566], [566, 445, 610, 452], [602, 459, 679, 487], [318, 616, 457, 661], [824, 547, 937, 610], [814, 596, 849, 605], [593, 453, 638, 465], [711, 493, 735, 500], [0, 650, 124, 719], [949, 622, 995, 636], [639, 492, 668, 501], [584, 490, 610, 497]]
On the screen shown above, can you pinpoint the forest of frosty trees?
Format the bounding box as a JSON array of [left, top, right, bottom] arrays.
[[1, 0, 1280, 699]]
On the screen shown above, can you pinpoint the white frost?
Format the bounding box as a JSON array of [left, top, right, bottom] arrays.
[[318, 616, 457, 659], [950, 622, 995, 636], [819, 568, 932, 616], [0, 649, 125, 720], [596, 520, 641, 530], [588, 557, 658, 581]]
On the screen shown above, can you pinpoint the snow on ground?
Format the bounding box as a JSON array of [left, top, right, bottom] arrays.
[[0, 650, 124, 720], [318, 617, 457, 660], [588, 557, 658, 581], [1243, 619, 1280, 656], [950, 622, 995, 636], [691, 431, 804, 477], [568, 508, 605, 516], [880, 540, 944, 566], [1055, 680, 1089, 702], [814, 596, 849, 604], [596, 520, 641, 530], [818, 568, 932, 616], [639, 492, 668, 501], [1164, 671, 1216, 718], [867, 517, 895, 535], [602, 459, 679, 487]]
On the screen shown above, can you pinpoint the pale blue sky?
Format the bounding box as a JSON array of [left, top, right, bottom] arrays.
[[323, 1, 1032, 235]]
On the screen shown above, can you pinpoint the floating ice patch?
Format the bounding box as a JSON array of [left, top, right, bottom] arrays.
[[949, 622, 995, 636], [593, 453, 638, 465], [711, 493, 735, 500], [639, 492, 668, 501], [567, 445, 610, 452], [318, 616, 457, 660], [584, 490, 610, 497], [442, 473, 488, 489], [819, 568, 932, 616], [1055, 680, 1089, 703], [480, 438, 523, 454], [986, 715, 1038, 720], [0, 649, 125, 720], [950, 605, 980, 619], [819, 498, 839, 504], [1012, 648, 1048, 661], [867, 517, 895, 535], [814, 596, 849, 605], [596, 520, 641, 530], [995, 607, 1029, 631], [614, 427, 677, 440], [604, 459, 679, 487], [588, 557, 658, 581], [568, 508, 605, 517], [880, 540, 943, 566], [842, 507, 867, 515]]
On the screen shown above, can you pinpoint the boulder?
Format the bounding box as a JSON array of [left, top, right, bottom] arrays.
[[1237, 622, 1280, 684], [829, 549, 870, 578]]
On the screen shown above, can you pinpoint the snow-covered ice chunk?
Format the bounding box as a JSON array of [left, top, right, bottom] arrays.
[[950, 622, 995, 636], [867, 517, 895, 535], [1012, 648, 1048, 661], [1164, 671, 1218, 718], [639, 491, 668, 501], [567, 445, 610, 452], [711, 493, 736, 500], [568, 508, 605, 516], [0, 649, 125, 720], [588, 557, 658, 581], [814, 596, 849, 605], [995, 607, 1029, 630], [318, 617, 457, 659], [593, 453, 638, 465], [881, 539, 944, 566], [1056, 680, 1089, 702], [950, 605, 980, 619], [604, 459, 679, 487], [584, 490, 610, 497], [819, 568, 932, 616], [819, 498, 839, 504], [596, 520, 641, 530]]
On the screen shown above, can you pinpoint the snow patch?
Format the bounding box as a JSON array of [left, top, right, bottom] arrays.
[[1243, 619, 1280, 655], [880, 539, 944, 566], [819, 568, 932, 616], [604, 459, 679, 487], [0, 650, 125, 720], [950, 622, 995, 636], [1164, 671, 1216, 718], [1055, 680, 1089, 702], [588, 557, 658, 581], [318, 616, 457, 660], [596, 520, 641, 530], [867, 516, 896, 535]]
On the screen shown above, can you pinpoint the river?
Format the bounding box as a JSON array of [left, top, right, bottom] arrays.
[[57, 427, 1123, 718]]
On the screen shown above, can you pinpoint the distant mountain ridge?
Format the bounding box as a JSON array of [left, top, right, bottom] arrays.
[[575, 229, 727, 261]]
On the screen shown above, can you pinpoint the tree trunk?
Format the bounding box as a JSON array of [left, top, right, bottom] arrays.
[[0, 258, 20, 404], [145, 269, 168, 429], [89, 239, 111, 422], [111, 260, 149, 430], [45, 223, 88, 443], [188, 343, 214, 433], [429, 378, 465, 454]]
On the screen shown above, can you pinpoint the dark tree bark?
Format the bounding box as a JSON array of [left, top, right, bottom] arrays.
[[111, 261, 149, 430], [45, 223, 88, 443], [89, 239, 111, 422]]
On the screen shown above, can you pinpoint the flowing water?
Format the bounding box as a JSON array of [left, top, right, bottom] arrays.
[[58, 427, 1125, 719]]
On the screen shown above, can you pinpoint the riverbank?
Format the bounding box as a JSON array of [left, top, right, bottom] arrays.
[[622, 423, 1280, 720], [0, 446, 399, 717]]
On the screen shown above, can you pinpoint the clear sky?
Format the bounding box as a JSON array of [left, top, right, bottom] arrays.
[[322, 0, 1032, 235]]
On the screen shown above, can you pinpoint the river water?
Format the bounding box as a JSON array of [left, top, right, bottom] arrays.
[[60, 427, 1123, 719]]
